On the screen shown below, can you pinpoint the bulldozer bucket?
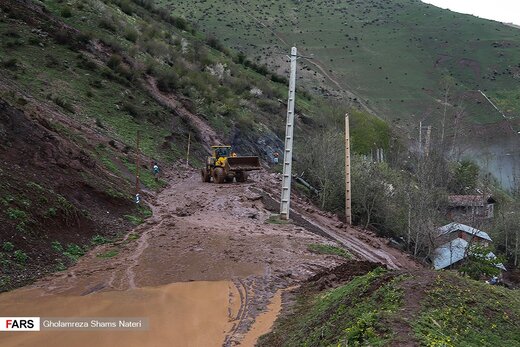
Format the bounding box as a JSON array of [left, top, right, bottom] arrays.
[[226, 156, 261, 171]]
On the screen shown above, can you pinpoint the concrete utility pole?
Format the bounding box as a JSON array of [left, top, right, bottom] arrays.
[[135, 130, 140, 195], [345, 114, 352, 225], [280, 47, 298, 220]]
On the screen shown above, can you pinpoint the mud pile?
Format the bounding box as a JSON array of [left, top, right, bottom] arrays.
[[306, 260, 386, 290]]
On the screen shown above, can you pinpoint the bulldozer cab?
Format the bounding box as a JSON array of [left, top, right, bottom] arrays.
[[212, 145, 232, 159]]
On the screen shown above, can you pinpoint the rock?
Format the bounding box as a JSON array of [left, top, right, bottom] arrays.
[[247, 194, 263, 201]]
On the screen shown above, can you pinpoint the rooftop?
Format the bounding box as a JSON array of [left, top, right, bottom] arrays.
[[433, 237, 506, 271], [448, 195, 495, 207], [439, 222, 493, 242]]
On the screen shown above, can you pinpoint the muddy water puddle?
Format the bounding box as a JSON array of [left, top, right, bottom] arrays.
[[0, 281, 241, 347], [239, 289, 282, 346]]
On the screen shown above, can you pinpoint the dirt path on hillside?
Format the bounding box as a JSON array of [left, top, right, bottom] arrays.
[[0, 169, 419, 346], [143, 77, 222, 152]]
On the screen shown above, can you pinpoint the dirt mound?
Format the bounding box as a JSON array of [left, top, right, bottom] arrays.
[[306, 260, 386, 290]]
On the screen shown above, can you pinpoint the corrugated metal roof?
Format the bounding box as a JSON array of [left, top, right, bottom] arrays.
[[433, 238, 507, 271], [433, 238, 468, 270], [438, 222, 493, 242]]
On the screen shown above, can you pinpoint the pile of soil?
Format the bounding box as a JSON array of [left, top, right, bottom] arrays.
[[306, 260, 386, 290]]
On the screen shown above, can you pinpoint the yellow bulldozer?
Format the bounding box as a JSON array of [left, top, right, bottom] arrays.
[[201, 145, 261, 183]]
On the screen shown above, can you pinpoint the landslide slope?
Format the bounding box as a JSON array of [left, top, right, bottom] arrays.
[[0, 0, 388, 290]]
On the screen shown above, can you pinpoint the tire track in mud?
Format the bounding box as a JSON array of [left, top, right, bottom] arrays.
[[224, 279, 251, 346]]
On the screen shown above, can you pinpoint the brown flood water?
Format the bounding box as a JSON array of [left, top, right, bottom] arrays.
[[239, 289, 283, 346], [0, 281, 241, 347]]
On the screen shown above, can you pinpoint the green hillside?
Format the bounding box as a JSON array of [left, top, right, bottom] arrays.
[[163, 0, 520, 127], [260, 268, 520, 347]]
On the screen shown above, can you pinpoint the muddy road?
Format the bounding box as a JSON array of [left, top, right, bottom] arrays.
[[0, 169, 419, 346]]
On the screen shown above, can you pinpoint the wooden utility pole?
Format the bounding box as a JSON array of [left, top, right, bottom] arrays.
[[280, 47, 297, 220], [186, 133, 191, 167], [419, 120, 422, 155], [135, 130, 140, 195], [345, 114, 352, 225]]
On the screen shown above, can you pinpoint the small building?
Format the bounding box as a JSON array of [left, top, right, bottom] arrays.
[[438, 222, 492, 247], [433, 222, 505, 271], [447, 195, 496, 223]]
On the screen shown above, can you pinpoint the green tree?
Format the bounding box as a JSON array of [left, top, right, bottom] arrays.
[[449, 160, 480, 194], [459, 245, 504, 280]]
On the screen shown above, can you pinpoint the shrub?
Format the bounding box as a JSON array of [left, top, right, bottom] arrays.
[[1, 58, 18, 70], [99, 16, 118, 33], [63, 244, 84, 261], [60, 7, 72, 18], [44, 207, 57, 218], [156, 71, 179, 92], [53, 96, 75, 113], [76, 54, 97, 71], [51, 241, 63, 252], [91, 235, 109, 245], [131, 0, 154, 11], [124, 28, 139, 42], [90, 79, 103, 89], [257, 98, 281, 114], [45, 54, 60, 68], [2, 242, 14, 252], [124, 214, 143, 225], [3, 39, 24, 48], [28, 37, 40, 45], [117, 0, 134, 15], [14, 250, 28, 264], [107, 54, 122, 70], [206, 34, 227, 54], [53, 29, 76, 46], [235, 112, 255, 130], [144, 40, 168, 57], [122, 101, 140, 118], [6, 208, 27, 221], [77, 31, 93, 45], [55, 261, 66, 271], [459, 245, 503, 280]]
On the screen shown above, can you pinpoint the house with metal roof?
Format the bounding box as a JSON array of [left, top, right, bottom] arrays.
[[438, 222, 492, 245], [433, 222, 506, 271]]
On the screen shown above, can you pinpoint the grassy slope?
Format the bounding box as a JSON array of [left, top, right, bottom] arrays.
[[164, 0, 520, 128], [260, 269, 520, 347], [414, 272, 520, 346]]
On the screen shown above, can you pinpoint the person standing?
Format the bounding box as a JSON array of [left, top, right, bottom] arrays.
[[153, 162, 160, 181]]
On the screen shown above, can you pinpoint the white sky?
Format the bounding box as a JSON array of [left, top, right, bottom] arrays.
[[421, 0, 520, 25]]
